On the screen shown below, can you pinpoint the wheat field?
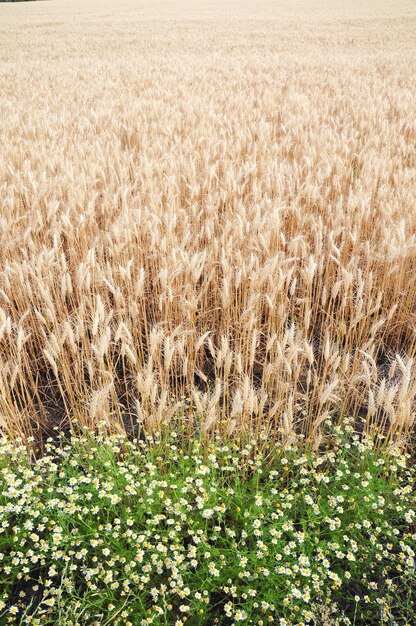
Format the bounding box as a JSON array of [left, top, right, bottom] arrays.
[[1, 0, 416, 445]]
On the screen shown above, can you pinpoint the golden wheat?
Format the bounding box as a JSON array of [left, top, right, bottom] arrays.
[[1, 0, 416, 445]]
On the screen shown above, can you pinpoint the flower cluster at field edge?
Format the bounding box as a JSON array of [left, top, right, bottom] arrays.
[[0, 418, 415, 625]]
